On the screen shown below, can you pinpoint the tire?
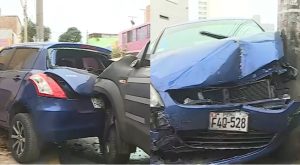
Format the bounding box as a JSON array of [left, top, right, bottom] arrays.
[[9, 113, 40, 163], [104, 126, 131, 164]]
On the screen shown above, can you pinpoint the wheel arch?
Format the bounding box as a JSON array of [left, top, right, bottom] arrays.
[[8, 101, 31, 125], [94, 79, 128, 140]]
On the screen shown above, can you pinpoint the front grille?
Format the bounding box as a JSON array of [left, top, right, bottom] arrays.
[[177, 130, 275, 150], [229, 80, 272, 103], [169, 79, 274, 105]]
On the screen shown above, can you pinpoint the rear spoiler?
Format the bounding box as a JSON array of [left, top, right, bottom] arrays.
[[48, 43, 111, 58]]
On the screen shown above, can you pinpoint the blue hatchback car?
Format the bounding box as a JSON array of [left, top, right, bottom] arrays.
[[0, 43, 111, 163], [150, 19, 300, 163]]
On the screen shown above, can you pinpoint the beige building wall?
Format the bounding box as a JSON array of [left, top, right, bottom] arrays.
[[150, 0, 189, 40], [198, 0, 209, 20], [207, 0, 251, 19], [0, 29, 18, 49], [0, 16, 22, 43], [190, 0, 251, 20], [145, 5, 151, 23]]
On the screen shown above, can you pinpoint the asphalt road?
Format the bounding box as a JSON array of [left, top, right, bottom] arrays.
[[0, 128, 149, 164], [1, 127, 300, 164]]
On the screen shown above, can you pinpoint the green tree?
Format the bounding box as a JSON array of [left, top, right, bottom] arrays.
[[58, 27, 82, 42], [21, 19, 51, 42], [44, 27, 51, 41], [111, 46, 126, 59]]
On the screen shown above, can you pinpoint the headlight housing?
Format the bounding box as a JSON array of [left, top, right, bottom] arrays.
[[150, 84, 164, 108], [150, 85, 169, 130]]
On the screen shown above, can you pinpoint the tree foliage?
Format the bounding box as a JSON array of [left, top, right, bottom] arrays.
[[58, 27, 82, 42], [44, 27, 51, 41], [111, 46, 126, 59], [21, 19, 51, 42]]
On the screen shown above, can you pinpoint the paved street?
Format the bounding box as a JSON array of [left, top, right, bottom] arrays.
[[2, 127, 300, 164], [0, 128, 149, 164], [151, 150, 300, 164]]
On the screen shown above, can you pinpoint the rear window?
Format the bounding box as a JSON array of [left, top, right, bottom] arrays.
[[0, 48, 14, 70], [47, 48, 110, 75], [8, 48, 39, 70]]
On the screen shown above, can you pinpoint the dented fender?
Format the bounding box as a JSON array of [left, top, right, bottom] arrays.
[[46, 68, 97, 96]]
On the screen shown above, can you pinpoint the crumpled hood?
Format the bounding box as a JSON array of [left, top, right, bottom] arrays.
[[46, 67, 97, 96], [151, 32, 284, 92]]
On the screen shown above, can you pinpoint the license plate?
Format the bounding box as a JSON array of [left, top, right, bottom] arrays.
[[91, 98, 104, 109], [209, 111, 248, 132]]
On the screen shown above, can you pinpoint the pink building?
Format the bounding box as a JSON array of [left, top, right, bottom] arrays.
[[119, 23, 150, 55]]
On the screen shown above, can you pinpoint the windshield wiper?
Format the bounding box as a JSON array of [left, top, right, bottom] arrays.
[[200, 31, 229, 39]]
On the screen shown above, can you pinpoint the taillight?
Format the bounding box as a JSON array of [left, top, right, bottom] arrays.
[[29, 73, 67, 99]]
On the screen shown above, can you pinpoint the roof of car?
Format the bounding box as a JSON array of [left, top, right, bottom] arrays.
[[166, 18, 257, 29], [10, 42, 112, 54]]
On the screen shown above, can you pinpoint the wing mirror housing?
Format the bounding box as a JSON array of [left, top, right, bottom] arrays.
[[130, 59, 140, 68], [132, 41, 151, 68]]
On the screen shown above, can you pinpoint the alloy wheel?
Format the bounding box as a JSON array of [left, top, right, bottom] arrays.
[[11, 121, 26, 156]]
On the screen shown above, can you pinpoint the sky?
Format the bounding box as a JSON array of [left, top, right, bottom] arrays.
[[0, 0, 150, 41], [0, 0, 278, 41]]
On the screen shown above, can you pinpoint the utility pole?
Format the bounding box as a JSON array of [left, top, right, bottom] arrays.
[[36, 0, 44, 42], [278, 0, 300, 100], [20, 0, 28, 42]]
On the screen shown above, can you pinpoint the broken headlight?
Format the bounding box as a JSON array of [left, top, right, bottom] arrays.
[[150, 84, 164, 108], [150, 84, 168, 129]]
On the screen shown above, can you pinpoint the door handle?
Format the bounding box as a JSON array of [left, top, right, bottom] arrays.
[[13, 75, 21, 81]]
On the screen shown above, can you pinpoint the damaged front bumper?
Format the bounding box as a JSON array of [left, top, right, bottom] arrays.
[[150, 92, 300, 164], [150, 31, 300, 163]]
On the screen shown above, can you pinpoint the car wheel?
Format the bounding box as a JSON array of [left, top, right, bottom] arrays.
[[9, 113, 40, 163], [104, 126, 131, 163]]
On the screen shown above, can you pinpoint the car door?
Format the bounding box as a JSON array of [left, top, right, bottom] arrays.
[[0, 48, 39, 125], [0, 48, 15, 123], [123, 53, 150, 153]]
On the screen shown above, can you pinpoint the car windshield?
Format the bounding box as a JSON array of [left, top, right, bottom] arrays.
[[154, 19, 264, 54]]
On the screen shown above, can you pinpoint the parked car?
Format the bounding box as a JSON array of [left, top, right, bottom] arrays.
[[93, 45, 150, 163], [150, 19, 300, 163], [0, 43, 111, 163]]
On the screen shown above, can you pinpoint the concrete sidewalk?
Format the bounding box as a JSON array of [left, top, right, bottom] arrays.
[[0, 129, 149, 164]]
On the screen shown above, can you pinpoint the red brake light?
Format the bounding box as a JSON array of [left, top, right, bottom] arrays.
[[29, 73, 67, 99]]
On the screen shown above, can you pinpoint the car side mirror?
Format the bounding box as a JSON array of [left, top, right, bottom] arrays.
[[130, 59, 140, 68], [138, 41, 151, 68]]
